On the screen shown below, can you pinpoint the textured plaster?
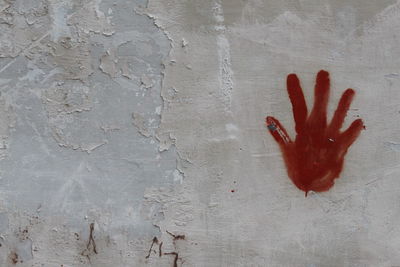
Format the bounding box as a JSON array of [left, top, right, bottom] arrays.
[[145, 0, 400, 266], [0, 0, 178, 266], [0, 0, 400, 266]]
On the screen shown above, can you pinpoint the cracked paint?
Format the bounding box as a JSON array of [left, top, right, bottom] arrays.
[[0, 0, 179, 266]]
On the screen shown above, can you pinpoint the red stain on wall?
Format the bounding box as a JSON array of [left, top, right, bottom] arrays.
[[266, 70, 364, 195]]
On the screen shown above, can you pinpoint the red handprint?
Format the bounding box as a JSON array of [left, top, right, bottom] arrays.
[[266, 70, 364, 196]]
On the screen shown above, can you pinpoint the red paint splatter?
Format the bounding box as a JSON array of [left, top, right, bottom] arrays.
[[266, 70, 364, 196]]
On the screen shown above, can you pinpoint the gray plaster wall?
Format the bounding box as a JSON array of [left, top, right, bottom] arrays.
[[0, 0, 400, 266], [0, 0, 179, 266]]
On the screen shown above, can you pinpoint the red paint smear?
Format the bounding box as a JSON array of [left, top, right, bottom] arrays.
[[266, 70, 364, 196]]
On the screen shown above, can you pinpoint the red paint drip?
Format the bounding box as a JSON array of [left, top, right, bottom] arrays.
[[266, 70, 364, 195]]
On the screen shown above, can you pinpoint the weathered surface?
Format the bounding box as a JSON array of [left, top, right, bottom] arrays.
[[145, 0, 400, 266], [0, 0, 178, 266], [0, 0, 400, 266]]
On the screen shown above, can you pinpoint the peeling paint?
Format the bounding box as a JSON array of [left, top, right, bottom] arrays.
[[141, 74, 155, 89], [132, 112, 151, 138], [67, 0, 115, 36], [49, 36, 93, 80], [42, 83, 108, 153], [99, 49, 118, 78], [0, 96, 15, 161], [0, 0, 178, 265]]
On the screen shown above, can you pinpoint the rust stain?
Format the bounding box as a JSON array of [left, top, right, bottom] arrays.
[[145, 230, 186, 267]]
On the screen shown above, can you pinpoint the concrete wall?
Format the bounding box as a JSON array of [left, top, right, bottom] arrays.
[[0, 0, 399, 266]]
